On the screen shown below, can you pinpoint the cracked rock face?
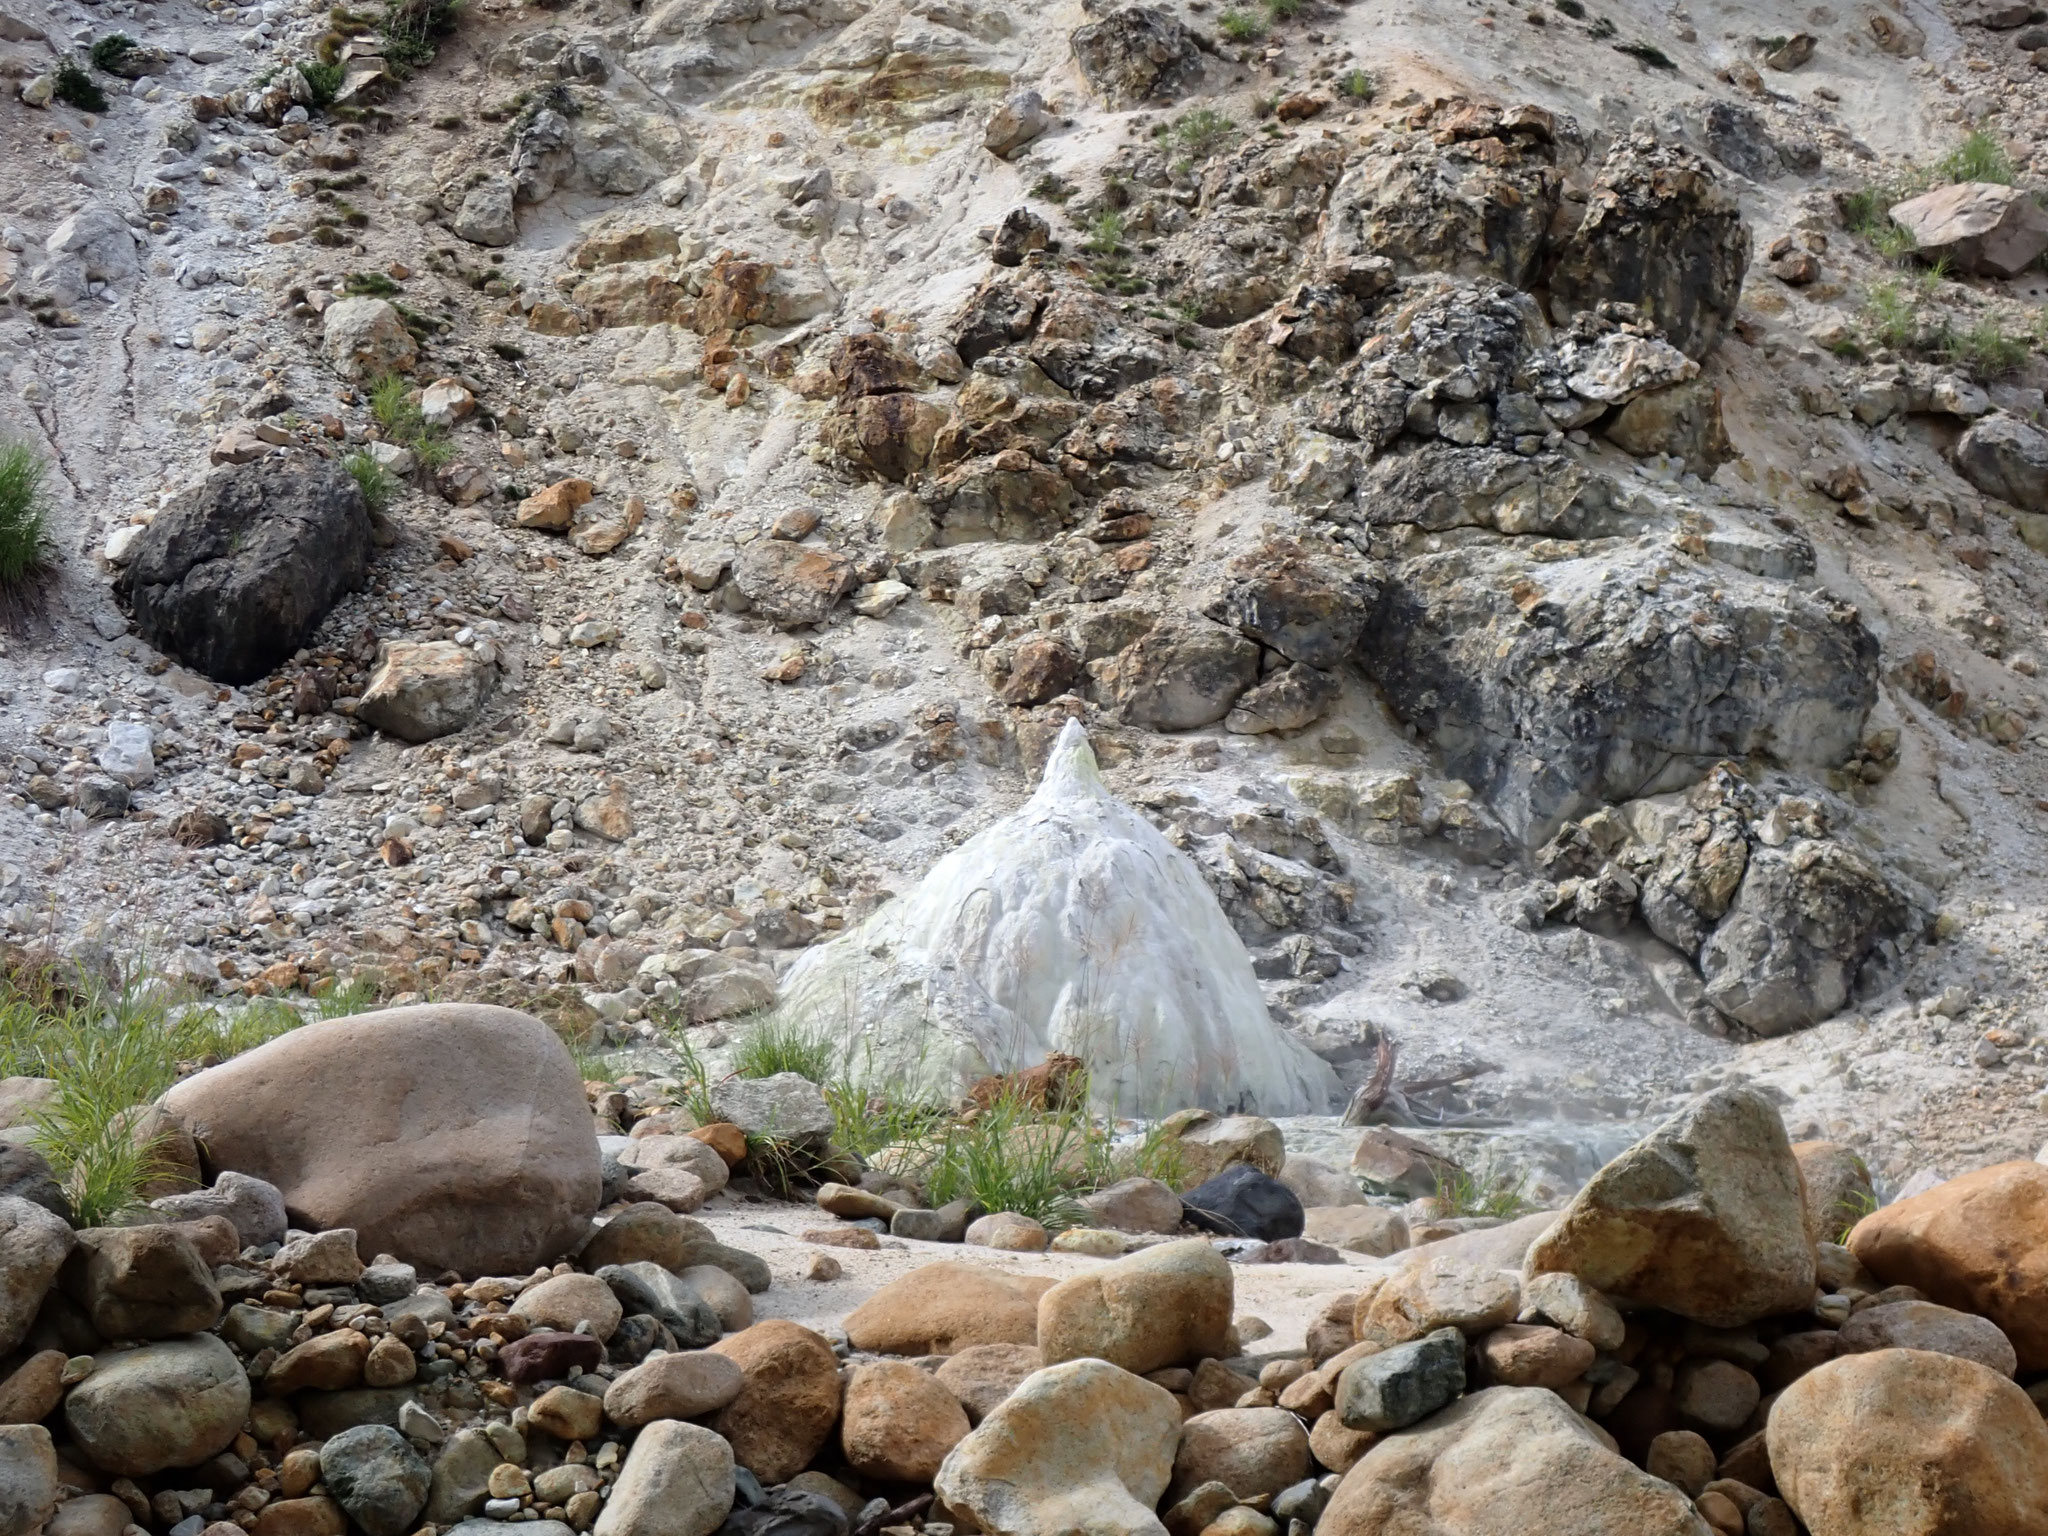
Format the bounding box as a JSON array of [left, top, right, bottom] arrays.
[[1357, 538, 1880, 848], [1547, 134, 1751, 361], [1697, 838, 1907, 1036]]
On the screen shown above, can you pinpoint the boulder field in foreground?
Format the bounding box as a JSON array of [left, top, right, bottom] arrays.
[[12, 1057, 2048, 1536], [160, 1004, 599, 1277]]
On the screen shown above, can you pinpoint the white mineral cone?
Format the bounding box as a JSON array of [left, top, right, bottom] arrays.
[[775, 718, 1339, 1116]]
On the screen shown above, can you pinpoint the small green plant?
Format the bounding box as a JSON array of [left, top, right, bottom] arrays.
[[89, 33, 137, 71], [1029, 172, 1075, 202], [1434, 1159, 1534, 1220], [1553, 0, 1584, 15], [53, 58, 108, 111], [1587, 14, 1616, 38], [315, 976, 381, 1017], [1217, 7, 1267, 40], [379, 0, 461, 76], [663, 1029, 719, 1127], [369, 372, 420, 437], [1833, 1189, 1879, 1246], [490, 340, 526, 362], [731, 1013, 837, 1083], [1614, 39, 1673, 67], [1862, 278, 1920, 351], [0, 957, 312, 1225], [0, 440, 52, 589], [1339, 67, 1374, 100], [344, 270, 401, 298], [1173, 106, 1236, 157], [1263, 0, 1301, 18], [1754, 33, 1787, 50], [1935, 128, 2016, 187], [1949, 314, 2031, 378], [1083, 209, 1126, 257], [343, 449, 394, 513], [297, 58, 346, 106]]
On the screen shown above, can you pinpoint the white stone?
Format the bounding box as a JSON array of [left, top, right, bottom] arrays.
[[774, 721, 1339, 1116], [97, 721, 155, 787]]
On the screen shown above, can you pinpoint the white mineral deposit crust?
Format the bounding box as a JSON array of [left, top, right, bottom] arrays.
[[776, 718, 1340, 1117]]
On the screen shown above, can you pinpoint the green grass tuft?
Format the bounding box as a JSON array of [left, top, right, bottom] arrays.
[[1433, 1158, 1535, 1220], [1339, 67, 1375, 101], [0, 957, 313, 1225], [1947, 314, 2031, 378], [731, 1012, 838, 1083], [297, 59, 346, 106], [0, 441, 52, 587], [1083, 210, 1126, 257], [1173, 107, 1237, 158], [343, 449, 395, 513], [1935, 129, 2016, 187], [1217, 7, 1267, 40]]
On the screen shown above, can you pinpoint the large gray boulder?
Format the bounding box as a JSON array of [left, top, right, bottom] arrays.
[[1094, 617, 1261, 731], [321, 297, 418, 379], [1548, 133, 1750, 359], [114, 458, 372, 685], [1698, 839, 1906, 1036], [0, 1426, 58, 1536], [1359, 539, 1878, 847], [1318, 109, 1562, 289], [1955, 413, 2048, 513]]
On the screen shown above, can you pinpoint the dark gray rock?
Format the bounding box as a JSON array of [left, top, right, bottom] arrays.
[[73, 777, 129, 821], [717, 1486, 850, 1536], [1070, 7, 1203, 108], [0, 1144, 70, 1222], [1358, 540, 1878, 847], [320, 1424, 431, 1536], [151, 1171, 288, 1250], [1955, 412, 2048, 512], [607, 1313, 678, 1366], [1336, 1326, 1467, 1431], [1548, 133, 1751, 359], [115, 458, 372, 684], [1204, 539, 1376, 669], [890, 1199, 977, 1243], [991, 207, 1051, 268], [596, 1264, 722, 1347], [357, 1261, 419, 1306], [1179, 1164, 1305, 1242]]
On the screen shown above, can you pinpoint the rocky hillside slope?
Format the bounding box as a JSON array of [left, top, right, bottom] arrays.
[[2, 0, 2048, 1190]]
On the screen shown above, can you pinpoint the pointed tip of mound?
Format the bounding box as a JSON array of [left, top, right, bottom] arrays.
[[1033, 717, 1104, 804]]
